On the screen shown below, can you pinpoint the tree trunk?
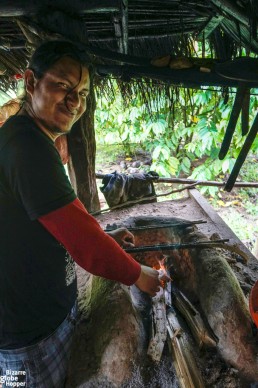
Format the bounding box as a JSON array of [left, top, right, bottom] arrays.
[[67, 81, 100, 213]]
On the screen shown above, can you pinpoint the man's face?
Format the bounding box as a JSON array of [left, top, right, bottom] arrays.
[[28, 56, 90, 136]]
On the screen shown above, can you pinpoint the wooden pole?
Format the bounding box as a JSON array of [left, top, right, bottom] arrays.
[[68, 77, 100, 213], [96, 64, 258, 89], [95, 173, 258, 189]]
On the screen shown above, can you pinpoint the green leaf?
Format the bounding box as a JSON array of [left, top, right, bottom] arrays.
[[222, 159, 229, 173], [152, 145, 162, 160], [182, 157, 191, 169], [161, 147, 170, 159]]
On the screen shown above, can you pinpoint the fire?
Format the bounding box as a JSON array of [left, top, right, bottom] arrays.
[[153, 256, 172, 287]]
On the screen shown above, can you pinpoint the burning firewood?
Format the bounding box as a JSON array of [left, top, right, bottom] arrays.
[[171, 284, 218, 349], [147, 263, 172, 362], [147, 287, 167, 362], [167, 308, 205, 388]]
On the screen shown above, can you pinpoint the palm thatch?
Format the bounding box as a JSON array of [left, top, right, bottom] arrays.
[[0, 0, 257, 88], [0, 0, 257, 189]]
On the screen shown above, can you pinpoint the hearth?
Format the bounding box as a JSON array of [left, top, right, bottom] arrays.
[[66, 215, 258, 388]]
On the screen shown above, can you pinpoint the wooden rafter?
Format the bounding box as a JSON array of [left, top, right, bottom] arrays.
[[0, 0, 121, 17], [197, 15, 224, 39]]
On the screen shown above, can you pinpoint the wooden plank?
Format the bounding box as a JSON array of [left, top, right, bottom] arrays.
[[0, 0, 120, 16], [189, 188, 257, 261]]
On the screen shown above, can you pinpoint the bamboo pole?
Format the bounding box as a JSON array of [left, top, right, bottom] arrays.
[[95, 173, 258, 188]]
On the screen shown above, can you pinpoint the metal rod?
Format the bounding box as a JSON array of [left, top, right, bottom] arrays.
[[105, 220, 207, 232], [124, 239, 229, 253]]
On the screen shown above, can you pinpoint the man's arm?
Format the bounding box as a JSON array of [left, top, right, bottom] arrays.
[[38, 198, 160, 295]]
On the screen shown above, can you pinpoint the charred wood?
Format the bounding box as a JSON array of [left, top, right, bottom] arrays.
[[147, 287, 167, 362], [167, 308, 205, 388], [171, 285, 218, 348]]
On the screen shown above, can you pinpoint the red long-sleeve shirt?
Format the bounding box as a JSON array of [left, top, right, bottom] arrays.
[[39, 198, 141, 286]]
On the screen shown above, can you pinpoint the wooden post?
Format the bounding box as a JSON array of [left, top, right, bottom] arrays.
[[67, 79, 100, 213]]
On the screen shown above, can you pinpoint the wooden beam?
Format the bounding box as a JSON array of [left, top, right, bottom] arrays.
[[113, 14, 123, 53], [96, 174, 258, 189], [196, 15, 224, 39], [89, 28, 194, 41], [112, 0, 128, 55], [0, 0, 120, 16], [189, 189, 257, 261], [210, 0, 250, 28], [96, 64, 258, 89], [121, 0, 128, 55]]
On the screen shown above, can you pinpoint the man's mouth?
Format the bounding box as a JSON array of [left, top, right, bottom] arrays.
[[59, 107, 77, 119]]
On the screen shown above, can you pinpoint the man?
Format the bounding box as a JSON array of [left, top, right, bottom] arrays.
[[0, 41, 161, 387]]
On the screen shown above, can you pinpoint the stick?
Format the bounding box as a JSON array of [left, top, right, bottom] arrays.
[[104, 220, 207, 232], [124, 239, 229, 253]]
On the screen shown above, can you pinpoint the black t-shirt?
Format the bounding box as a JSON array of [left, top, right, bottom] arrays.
[[0, 115, 77, 349]]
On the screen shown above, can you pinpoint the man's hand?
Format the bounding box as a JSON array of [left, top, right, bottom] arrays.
[[107, 227, 135, 248], [134, 265, 161, 297]]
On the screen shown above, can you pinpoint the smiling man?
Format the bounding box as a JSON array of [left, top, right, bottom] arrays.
[[25, 55, 90, 137], [0, 41, 160, 387]]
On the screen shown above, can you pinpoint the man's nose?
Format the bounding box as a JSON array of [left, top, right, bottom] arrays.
[[66, 90, 80, 110]]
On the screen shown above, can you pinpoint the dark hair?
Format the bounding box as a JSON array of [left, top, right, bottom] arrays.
[[28, 40, 93, 79]]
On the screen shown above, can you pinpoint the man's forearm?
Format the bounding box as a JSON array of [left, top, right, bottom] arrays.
[[38, 198, 141, 285]]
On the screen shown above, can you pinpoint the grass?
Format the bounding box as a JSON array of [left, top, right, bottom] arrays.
[[206, 155, 258, 249], [96, 144, 123, 171]]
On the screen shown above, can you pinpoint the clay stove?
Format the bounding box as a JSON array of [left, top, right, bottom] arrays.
[[66, 214, 258, 388]]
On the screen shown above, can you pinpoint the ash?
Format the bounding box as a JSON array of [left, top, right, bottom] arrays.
[[122, 357, 179, 388]]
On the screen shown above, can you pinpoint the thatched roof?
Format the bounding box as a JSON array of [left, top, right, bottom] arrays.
[[0, 0, 257, 190], [0, 0, 257, 90]]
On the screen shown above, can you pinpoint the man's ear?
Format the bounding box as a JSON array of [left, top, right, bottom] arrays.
[[24, 69, 37, 97]]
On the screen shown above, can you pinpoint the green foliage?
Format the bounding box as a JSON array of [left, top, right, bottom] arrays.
[[95, 81, 258, 196], [218, 209, 258, 241], [238, 156, 258, 216]]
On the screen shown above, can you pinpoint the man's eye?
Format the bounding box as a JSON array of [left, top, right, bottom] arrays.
[[58, 82, 69, 89], [79, 92, 88, 98]]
